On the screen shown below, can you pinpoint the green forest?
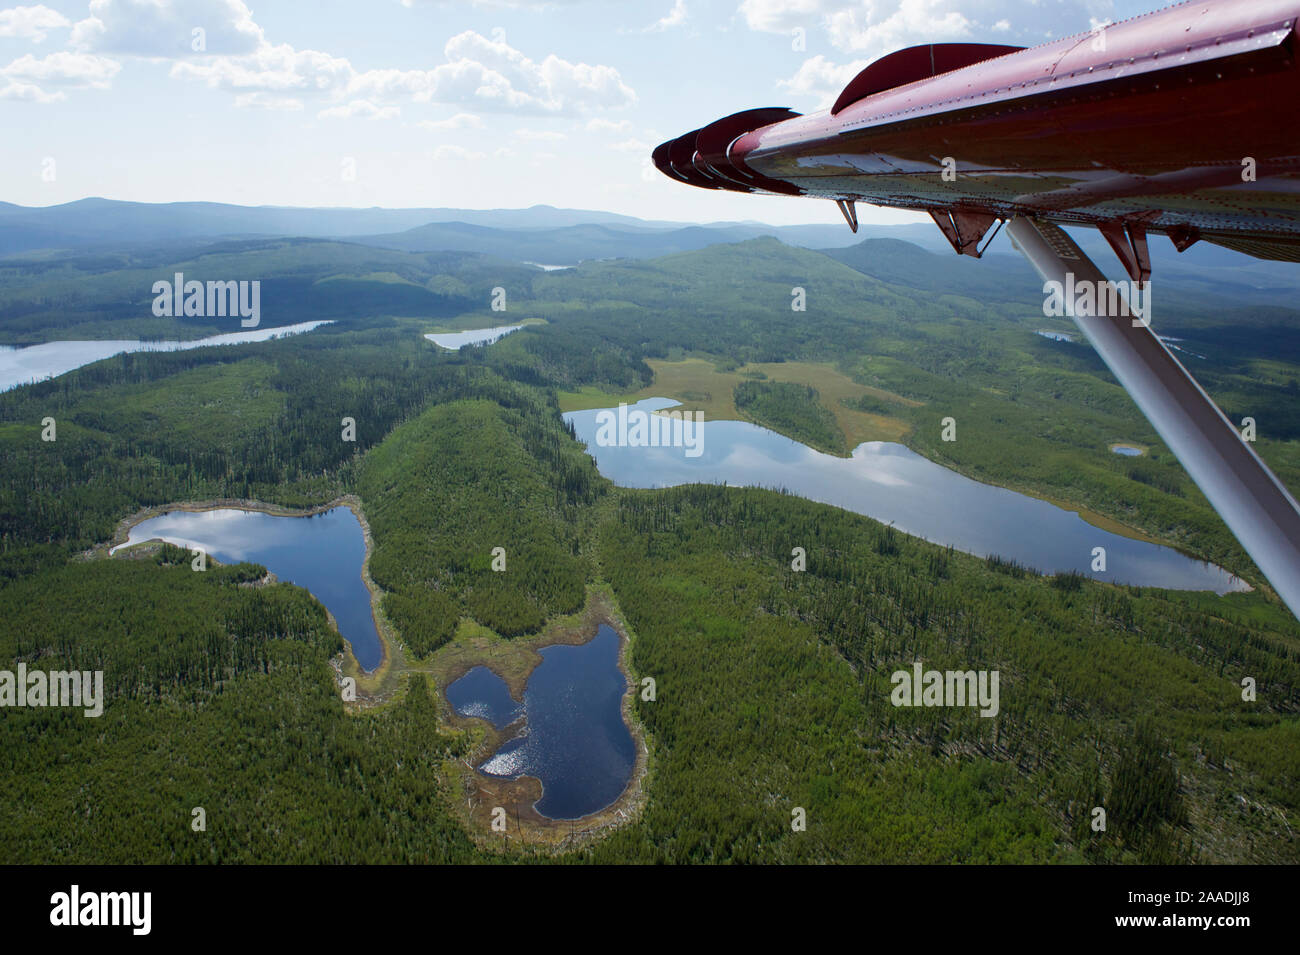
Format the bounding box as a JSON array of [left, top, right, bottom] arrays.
[[734, 379, 847, 454], [0, 233, 1296, 863]]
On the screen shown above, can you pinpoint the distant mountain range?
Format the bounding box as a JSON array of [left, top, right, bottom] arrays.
[[347, 220, 864, 262], [2, 197, 1299, 307], [0, 198, 871, 257]]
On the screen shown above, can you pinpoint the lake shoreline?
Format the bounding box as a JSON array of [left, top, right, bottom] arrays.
[[432, 588, 650, 852], [98, 493, 394, 678], [566, 397, 1249, 595], [0, 320, 333, 392], [560, 372, 1252, 585]]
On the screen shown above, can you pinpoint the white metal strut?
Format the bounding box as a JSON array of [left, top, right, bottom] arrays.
[[1007, 216, 1300, 619]]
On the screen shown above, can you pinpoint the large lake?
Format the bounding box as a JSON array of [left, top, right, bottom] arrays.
[[110, 506, 382, 670], [447, 624, 634, 820], [0, 320, 332, 393], [564, 397, 1244, 593]]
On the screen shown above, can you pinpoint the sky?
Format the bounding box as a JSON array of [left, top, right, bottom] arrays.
[[1, 0, 1162, 226]]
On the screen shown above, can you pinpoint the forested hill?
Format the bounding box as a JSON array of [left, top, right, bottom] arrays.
[[0, 230, 1297, 862], [0, 238, 537, 344]]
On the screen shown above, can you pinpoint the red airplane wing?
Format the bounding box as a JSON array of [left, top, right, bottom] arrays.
[[654, 0, 1300, 273]]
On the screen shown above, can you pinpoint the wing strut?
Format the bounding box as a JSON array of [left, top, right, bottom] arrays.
[[1007, 216, 1300, 617], [836, 199, 859, 233], [928, 209, 1000, 257]]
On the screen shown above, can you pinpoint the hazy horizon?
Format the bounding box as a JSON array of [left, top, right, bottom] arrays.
[[0, 193, 937, 231]]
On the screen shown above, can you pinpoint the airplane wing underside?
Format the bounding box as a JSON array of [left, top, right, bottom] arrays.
[[655, 0, 1300, 277]]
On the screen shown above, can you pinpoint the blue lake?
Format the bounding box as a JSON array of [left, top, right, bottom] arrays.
[[446, 666, 523, 729], [111, 506, 383, 670], [424, 324, 524, 349], [0, 320, 331, 393], [447, 624, 635, 820], [564, 397, 1245, 594]]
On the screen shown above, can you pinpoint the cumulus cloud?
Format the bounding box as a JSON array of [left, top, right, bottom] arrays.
[[514, 127, 565, 141], [174, 27, 635, 116], [0, 4, 70, 42], [4, 2, 638, 116], [736, 0, 825, 34], [740, 0, 970, 57], [171, 42, 353, 94], [72, 0, 264, 57], [318, 99, 400, 120], [420, 29, 635, 113], [740, 0, 1113, 55], [825, 0, 971, 55], [233, 90, 302, 110], [644, 0, 688, 32], [399, 0, 589, 6], [419, 112, 484, 130], [776, 52, 865, 106], [1, 50, 121, 88], [586, 117, 634, 134], [331, 29, 637, 115], [433, 144, 486, 161], [0, 79, 64, 101], [745, 1, 1113, 107], [610, 137, 651, 152]]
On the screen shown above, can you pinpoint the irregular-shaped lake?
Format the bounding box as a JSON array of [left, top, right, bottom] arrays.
[[110, 506, 382, 670], [0, 320, 332, 393], [447, 624, 634, 820], [564, 397, 1245, 594], [424, 324, 523, 349], [446, 665, 523, 729]]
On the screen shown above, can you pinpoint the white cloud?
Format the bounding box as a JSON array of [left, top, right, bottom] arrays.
[[826, 0, 970, 56], [171, 42, 354, 94], [318, 98, 400, 120], [0, 79, 64, 101], [610, 137, 651, 152], [72, 0, 264, 57], [433, 144, 486, 160], [400, 0, 589, 6], [776, 53, 864, 107], [1, 51, 121, 89], [426, 29, 635, 113], [0, 4, 70, 42], [644, 0, 688, 32], [173, 28, 635, 116], [341, 30, 637, 114], [740, 1, 1113, 59], [515, 127, 565, 141], [736, 0, 825, 34], [419, 112, 484, 130], [586, 117, 633, 134], [739, 0, 969, 57], [233, 91, 302, 110], [748, 1, 1115, 109]]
